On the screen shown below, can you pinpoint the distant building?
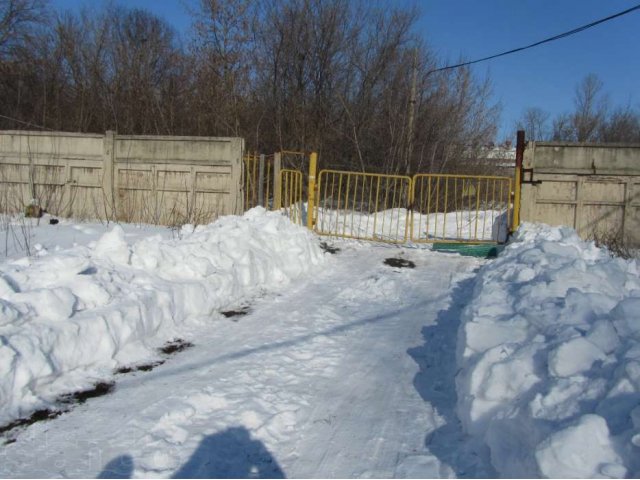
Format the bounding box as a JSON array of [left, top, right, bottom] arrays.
[[463, 142, 516, 169]]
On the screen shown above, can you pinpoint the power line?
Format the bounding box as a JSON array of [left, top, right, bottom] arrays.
[[430, 3, 640, 74]]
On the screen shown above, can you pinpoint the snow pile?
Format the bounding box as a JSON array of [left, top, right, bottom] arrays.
[[456, 223, 640, 477], [316, 207, 508, 243], [0, 214, 170, 261], [0, 208, 324, 425]]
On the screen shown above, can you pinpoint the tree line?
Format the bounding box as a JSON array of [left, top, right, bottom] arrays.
[[515, 73, 640, 143], [0, 0, 500, 174]]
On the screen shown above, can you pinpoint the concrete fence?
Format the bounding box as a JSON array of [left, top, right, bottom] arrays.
[[520, 142, 640, 247], [0, 130, 244, 225]]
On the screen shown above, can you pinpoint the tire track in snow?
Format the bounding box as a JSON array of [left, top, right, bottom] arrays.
[[287, 249, 478, 478]]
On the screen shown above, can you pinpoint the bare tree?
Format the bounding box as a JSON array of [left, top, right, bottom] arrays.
[[1, 0, 501, 176], [106, 7, 184, 134], [599, 106, 640, 143], [0, 0, 48, 130], [0, 0, 46, 58], [546, 75, 640, 144], [515, 107, 550, 141], [190, 0, 253, 136], [572, 73, 608, 142], [551, 113, 573, 141]]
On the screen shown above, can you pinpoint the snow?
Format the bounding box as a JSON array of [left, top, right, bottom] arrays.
[[535, 414, 624, 479], [316, 207, 508, 243], [1, 207, 639, 478], [456, 223, 640, 478], [0, 214, 170, 262], [0, 232, 486, 478], [0, 208, 324, 426]]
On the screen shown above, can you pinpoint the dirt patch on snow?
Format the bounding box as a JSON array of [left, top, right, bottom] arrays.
[[159, 339, 194, 355], [384, 258, 415, 268], [320, 242, 341, 254]]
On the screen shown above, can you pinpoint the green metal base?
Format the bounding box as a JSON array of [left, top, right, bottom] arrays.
[[431, 243, 505, 259]]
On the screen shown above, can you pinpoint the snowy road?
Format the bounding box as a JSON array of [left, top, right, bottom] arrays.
[[1, 243, 490, 478]]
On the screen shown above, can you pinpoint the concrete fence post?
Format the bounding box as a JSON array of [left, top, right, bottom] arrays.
[[103, 130, 116, 220], [230, 138, 244, 215], [258, 154, 265, 207], [273, 152, 282, 210]]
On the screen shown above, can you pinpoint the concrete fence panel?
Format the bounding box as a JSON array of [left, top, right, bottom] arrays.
[[521, 142, 640, 247], [0, 131, 106, 219], [0, 130, 244, 225]]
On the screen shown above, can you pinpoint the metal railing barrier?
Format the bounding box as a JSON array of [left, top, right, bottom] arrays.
[[315, 170, 412, 243]]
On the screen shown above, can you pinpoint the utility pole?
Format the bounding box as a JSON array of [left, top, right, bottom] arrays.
[[406, 47, 418, 174]]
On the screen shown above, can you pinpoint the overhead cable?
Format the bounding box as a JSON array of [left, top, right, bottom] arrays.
[[430, 3, 640, 74]]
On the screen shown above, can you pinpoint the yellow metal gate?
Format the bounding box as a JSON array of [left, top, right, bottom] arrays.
[[248, 149, 519, 245], [411, 174, 513, 243], [277, 169, 304, 225], [315, 170, 412, 243], [243, 153, 274, 209]]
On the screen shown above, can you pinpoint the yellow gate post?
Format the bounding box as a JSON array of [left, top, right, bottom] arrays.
[[512, 130, 524, 234], [307, 152, 317, 230]]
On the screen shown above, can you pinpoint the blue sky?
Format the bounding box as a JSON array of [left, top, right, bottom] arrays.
[[50, 0, 640, 141], [415, 0, 640, 140]]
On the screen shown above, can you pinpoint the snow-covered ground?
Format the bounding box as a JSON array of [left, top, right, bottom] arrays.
[[0, 209, 323, 426], [0, 209, 638, 478], [457, 224, 640, 478], [0, 212, 487, 477], [0, 215, 170, 262], [315, 207, 509, 243]]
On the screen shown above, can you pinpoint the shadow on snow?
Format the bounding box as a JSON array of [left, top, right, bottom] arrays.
[[97, 454, 134, 479], [97, 427, 285, 479], [407, 273, 496, 478], [115, 296, 449, 392]]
